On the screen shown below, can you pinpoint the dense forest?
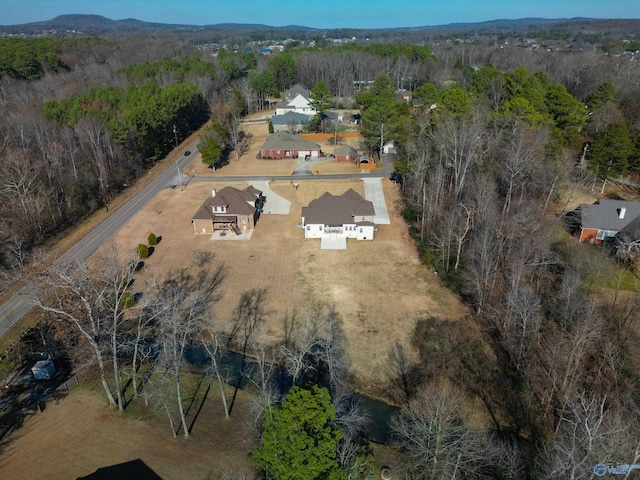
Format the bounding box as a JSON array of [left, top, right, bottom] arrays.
[[1, 29, 640, 479]]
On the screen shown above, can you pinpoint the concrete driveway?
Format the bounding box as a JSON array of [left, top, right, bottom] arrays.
[[363, 178, 390, 224], [249, 180, 291, 214], [293, 155, 328, 175]]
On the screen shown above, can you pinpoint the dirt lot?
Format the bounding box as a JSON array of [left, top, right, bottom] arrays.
[[0, 386, 255, 480], [108, 175, 466, 385]]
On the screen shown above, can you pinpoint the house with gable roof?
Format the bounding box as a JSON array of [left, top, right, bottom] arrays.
[[259, 131, 321, 159], [274, 83, 316, 116], [578, 199, 640, 243], [333, 144, 358, 162], [192, 185, 263, 234], [270, 111, 311, 133], [302, 189, 376, 242]]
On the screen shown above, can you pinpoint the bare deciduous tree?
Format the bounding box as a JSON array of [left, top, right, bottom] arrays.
[[391, 386, 496, 480], [151, 266, 225, 437]]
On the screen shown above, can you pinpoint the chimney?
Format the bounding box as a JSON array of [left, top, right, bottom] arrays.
[[618, 206, 626, 219], [211, 188, 216, 198]]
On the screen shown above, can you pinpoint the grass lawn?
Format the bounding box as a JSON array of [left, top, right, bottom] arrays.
[[0, 380, 255, 480]]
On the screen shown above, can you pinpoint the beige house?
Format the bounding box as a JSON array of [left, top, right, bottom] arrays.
[[192, 186, 263, 234]]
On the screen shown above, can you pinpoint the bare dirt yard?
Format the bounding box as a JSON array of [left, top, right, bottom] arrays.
[[108, 175, 466, 387], [0, 385, 255, 480]]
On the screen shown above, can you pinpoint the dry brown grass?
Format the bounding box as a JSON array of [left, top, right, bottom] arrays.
[[108, 176, 466, 386], [0, 386, 254, 480], [185, 121, 368, 177]]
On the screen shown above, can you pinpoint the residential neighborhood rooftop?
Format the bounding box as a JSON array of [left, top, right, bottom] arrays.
[[260, 131, 321, 151], [580, 199, 640, 232], [302, 189, 375, 226], [192, 185, 261, 219]]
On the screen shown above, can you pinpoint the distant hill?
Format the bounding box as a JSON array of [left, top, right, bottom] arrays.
[[0, 14, 639, 38], [0, 14, 317, 36]]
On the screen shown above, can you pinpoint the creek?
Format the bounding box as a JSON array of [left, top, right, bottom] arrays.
[[185, 345, 397, 443]]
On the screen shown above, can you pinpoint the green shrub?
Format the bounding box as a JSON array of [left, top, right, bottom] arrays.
[[148, 233, 158, 246], [119, 292, 135, 309], [136, 244, 149, 259], [268, 120, 274, 134]]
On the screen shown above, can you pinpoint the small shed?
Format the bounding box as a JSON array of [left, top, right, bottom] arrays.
[[382, 140, 397, 154], [31, 360, 55, 380]]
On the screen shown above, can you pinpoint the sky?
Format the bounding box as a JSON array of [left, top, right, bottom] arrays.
[[3, 0, 640, 29]]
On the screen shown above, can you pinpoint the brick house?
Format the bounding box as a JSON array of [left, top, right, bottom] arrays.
[[578, 199, 640, 243], [333, 144, 358, 162], [259, 132, 321, 159], [192, 186, 263, 234]]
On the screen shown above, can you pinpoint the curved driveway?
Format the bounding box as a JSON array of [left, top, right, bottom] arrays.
[[0, 149, 393, 338]]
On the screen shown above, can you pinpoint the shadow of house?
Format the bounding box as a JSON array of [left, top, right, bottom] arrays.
[[77, 459, 162, 480]]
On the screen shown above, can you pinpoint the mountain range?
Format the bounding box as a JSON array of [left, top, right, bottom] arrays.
[[1, 14, 639, 37]]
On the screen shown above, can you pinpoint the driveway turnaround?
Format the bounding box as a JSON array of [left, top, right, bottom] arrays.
[[362, 178, 391, 224], [249, 180, 291, 214]]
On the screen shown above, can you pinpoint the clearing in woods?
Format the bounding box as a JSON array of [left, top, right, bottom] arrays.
[[108, 174, 466, 386], [0, 113, 464, 480]]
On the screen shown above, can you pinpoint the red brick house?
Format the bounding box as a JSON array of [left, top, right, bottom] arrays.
[[333, 144, 358, 162], [579, 199, 640, 243], [259, 132, 321, 159]]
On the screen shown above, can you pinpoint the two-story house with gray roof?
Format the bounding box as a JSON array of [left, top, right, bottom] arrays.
[[579, 199, 640, 243], [192, 186, 263, 234], [274, 83, 316, 116]]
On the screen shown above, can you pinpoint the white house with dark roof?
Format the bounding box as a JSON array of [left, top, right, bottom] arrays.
[[579, 199, 640, 243], [275, 83, 316, 116], [302, 189, 376, 243], [259, 132, 321, 159]]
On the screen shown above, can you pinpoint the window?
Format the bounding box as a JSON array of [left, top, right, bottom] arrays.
[[359, 228, 363, 233], [596, 230, 617, 240], [319, 226, 323, 230], [306, 225, 310, 231], [213, 206, 217, 212], [242, 218, 247, 224]]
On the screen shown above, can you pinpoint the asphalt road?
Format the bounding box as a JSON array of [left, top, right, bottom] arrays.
[[0, 144, 199, 338], [0, 149, 395, 339]]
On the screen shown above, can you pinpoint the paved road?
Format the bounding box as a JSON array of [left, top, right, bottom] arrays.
[[0, 144, 199, 338], [0, 150, 396, 339]]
